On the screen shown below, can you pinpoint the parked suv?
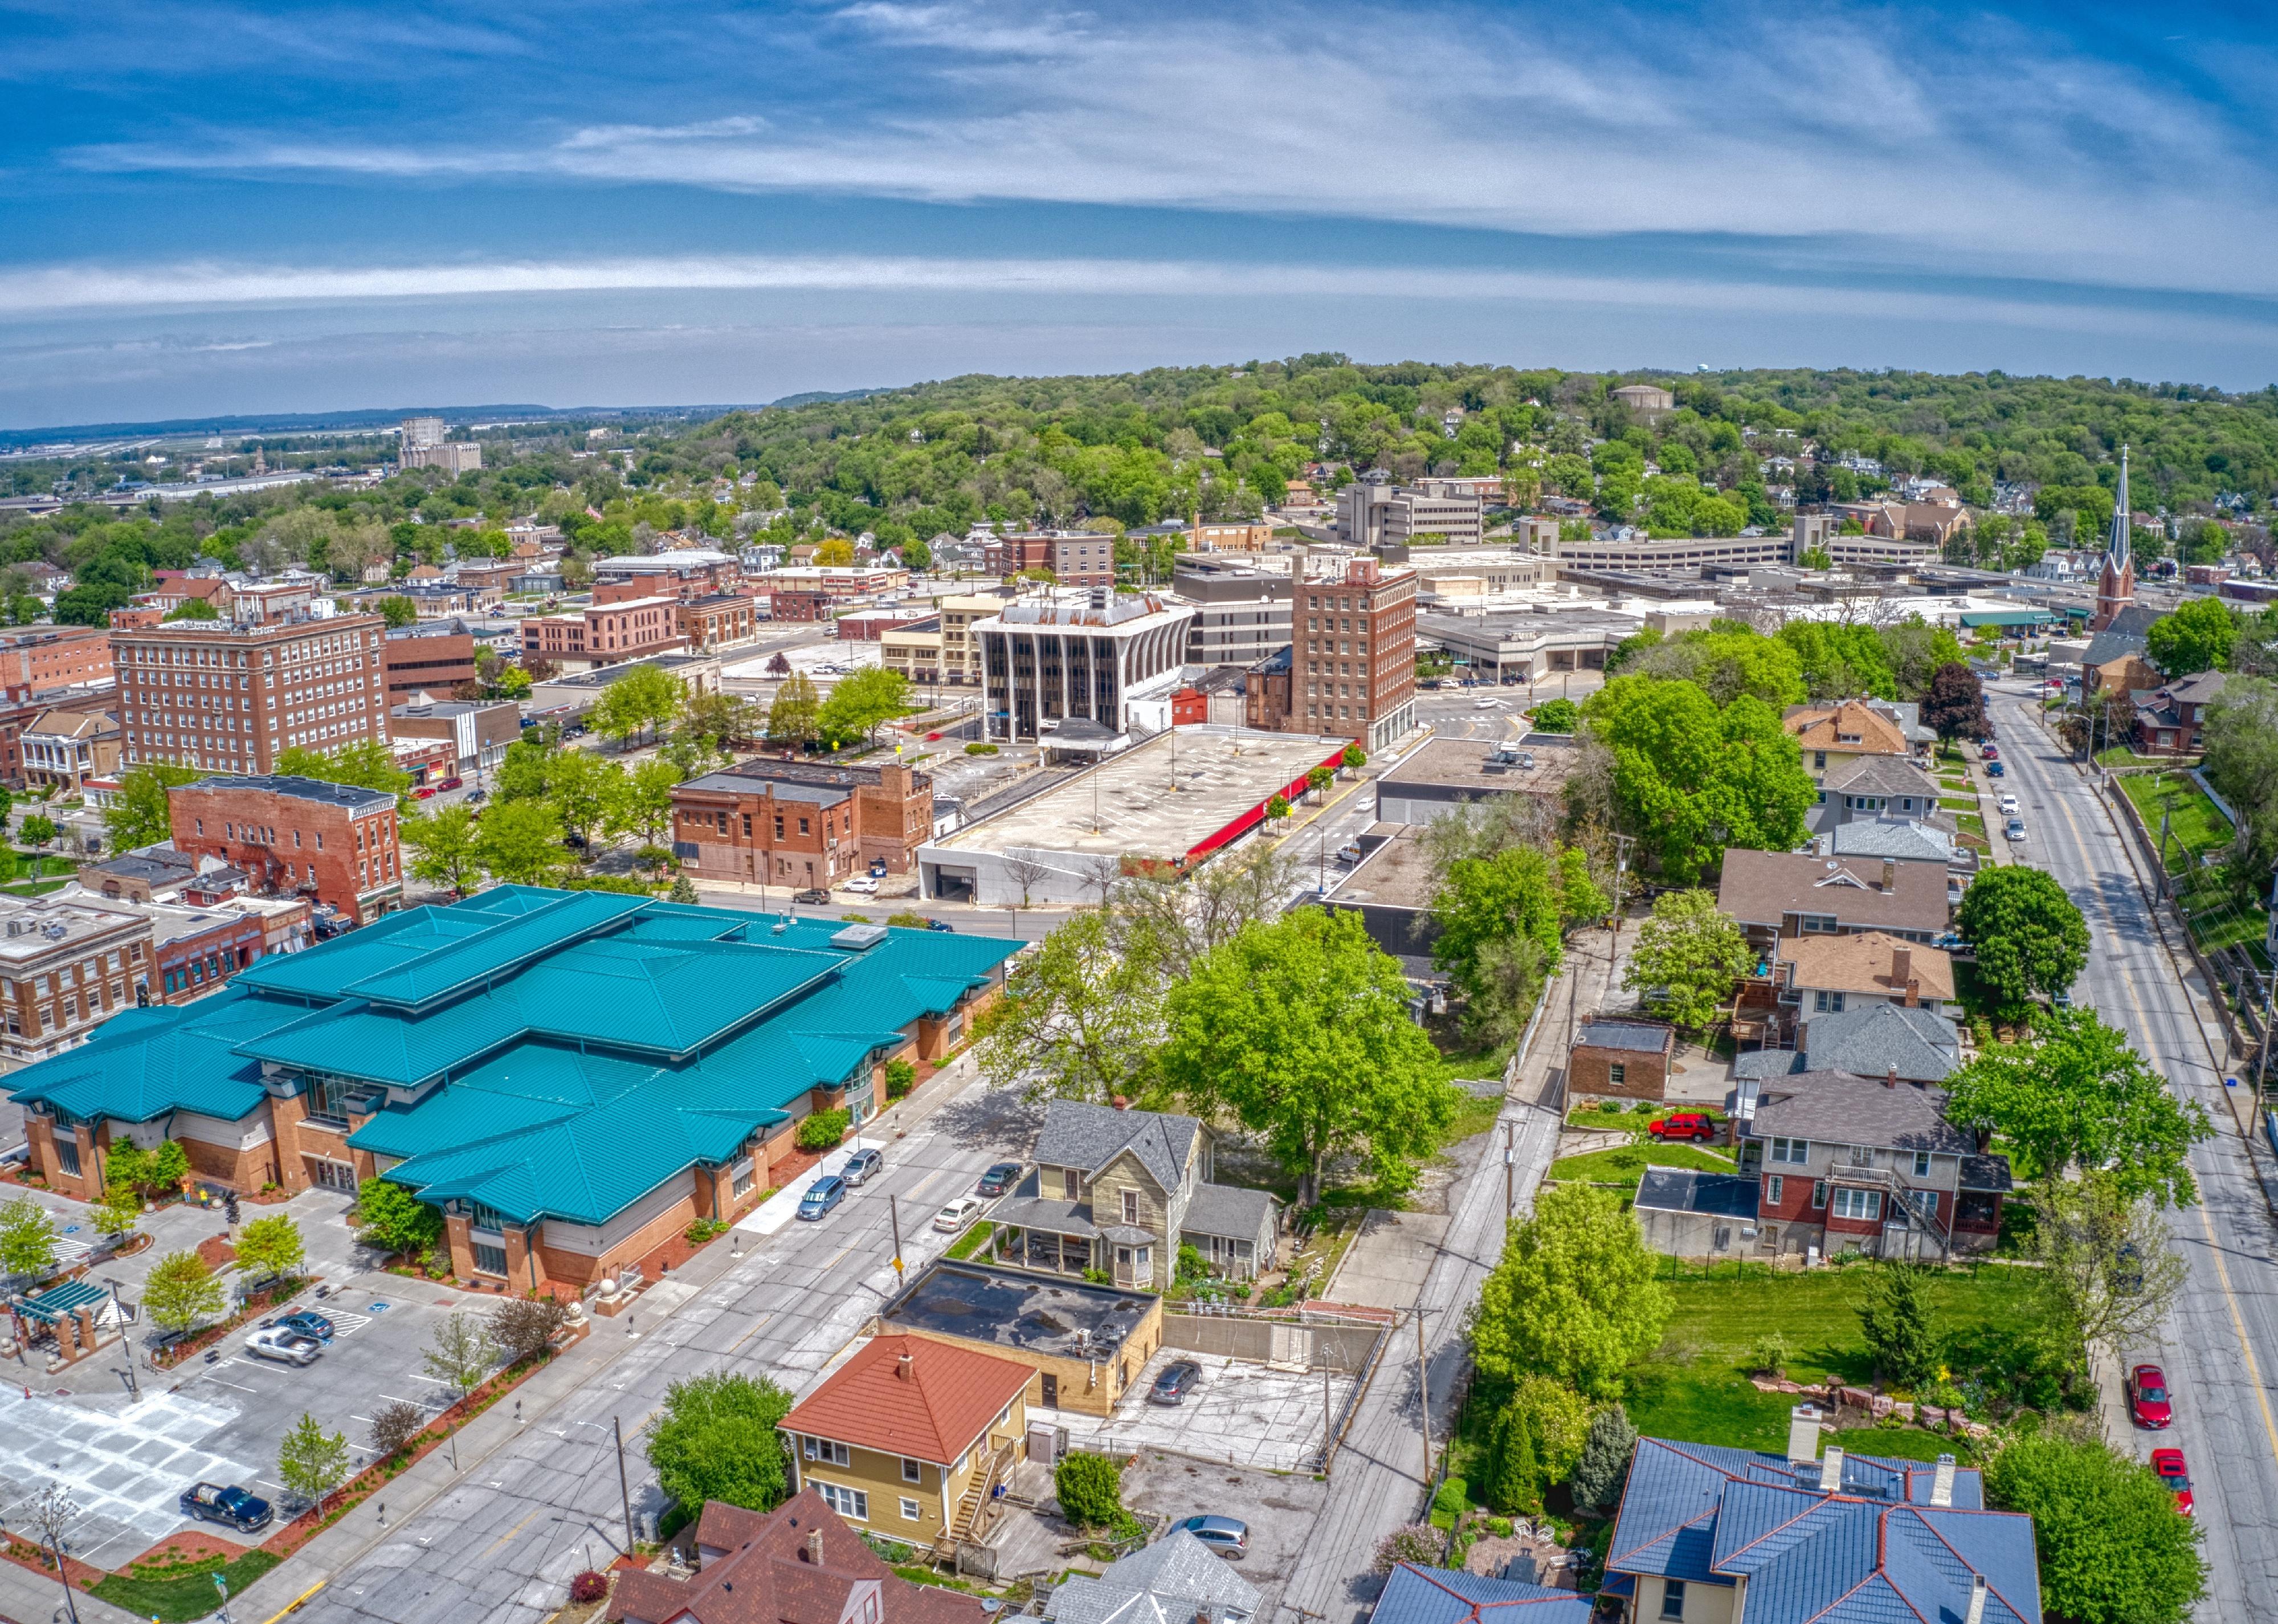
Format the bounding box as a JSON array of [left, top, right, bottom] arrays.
[[1648, 1112, 1719, 1142], [798, 1176, 848, 1220], [793, 888, 832, 905], [841, 1148, 884, 1186]]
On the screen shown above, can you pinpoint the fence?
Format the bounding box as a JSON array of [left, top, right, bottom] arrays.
[[2106, 774, 2251, 1058], [1160, 1308, 1383, 1372]]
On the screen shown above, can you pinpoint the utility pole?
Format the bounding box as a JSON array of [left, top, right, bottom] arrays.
[[1503, 1122, 1515, 1219], [1610, 833, 1635, 946], [1415, 1310, 1434, 1490], [614, 1415, 636, 1552], [889, 1195, 904, 1281]]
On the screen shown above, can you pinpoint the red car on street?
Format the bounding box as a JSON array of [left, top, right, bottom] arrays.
[[1648, 1112, 1719, 1142], [1981, 742, 1999, 760], [2128, 1364, 2174, 1429], [2151, 1447, 2194, 1516]]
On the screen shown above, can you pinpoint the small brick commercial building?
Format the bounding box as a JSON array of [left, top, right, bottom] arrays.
[[168, 774, 404, 923], [1567, 1018, 1677, 1101]]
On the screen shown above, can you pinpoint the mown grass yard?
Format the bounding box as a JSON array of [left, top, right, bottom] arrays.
[[2120, 771, 2233, 867], [1548, 1141, 1736, 1190], [1624, 1262, 2052, 1457]]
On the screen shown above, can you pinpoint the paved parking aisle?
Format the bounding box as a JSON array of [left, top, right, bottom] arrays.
[[0, 1386, 260, 1569], [1041, 1347, 1354, 1474]]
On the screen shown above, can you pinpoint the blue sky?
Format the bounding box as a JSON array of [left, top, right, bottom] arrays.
[[6, 0, 2278, 427]]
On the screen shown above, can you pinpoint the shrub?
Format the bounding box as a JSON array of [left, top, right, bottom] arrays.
[[1511, 1374, 1592, 1483], [964, 741, 999, 756], [1750, 1331, 1789, 1377], [488, 1295, 571, 1364], [570, 1570, 609, 1605], [1569, 1402, 1639, 1512], [1429, 1474, 1471, 1528], [797, 1109, 851, 1152], [1054, 1451, 1125, 1528], [357, 1176, 445, 1257], [684, 1217, 730, 1246], [883, 1059, 916, 1100], [646, 1372, 797, 1513], [1371, 1523, 1441, 1576], [368, 1399, 427, 1458]]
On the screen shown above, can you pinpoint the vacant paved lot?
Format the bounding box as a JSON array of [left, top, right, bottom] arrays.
[[1121, 1453, 1328, 1621], [1055, 1347, 1353, 1474]]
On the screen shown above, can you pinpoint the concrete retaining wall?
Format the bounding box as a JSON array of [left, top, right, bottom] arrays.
[[1161, 1311, 1382, 1373]]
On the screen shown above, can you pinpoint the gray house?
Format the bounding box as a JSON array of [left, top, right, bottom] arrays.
[[990, 1101, 1280, 1285]]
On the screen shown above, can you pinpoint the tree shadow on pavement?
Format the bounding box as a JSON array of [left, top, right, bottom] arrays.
[[928, 1086, 1046, 1152]]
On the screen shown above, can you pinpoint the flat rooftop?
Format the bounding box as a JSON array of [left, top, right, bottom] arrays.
[[938, 726, 1345, 861], [885, 1260, 1154, 1359], [1324, 825, 1438, 911], [1381, 736, 1581, 797]]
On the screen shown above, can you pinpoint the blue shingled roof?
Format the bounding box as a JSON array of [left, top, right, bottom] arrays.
[[8, 887, 1018, 1229], [1370, 1566, 1590, 1624], [1607, 1438, 2040, 1624]]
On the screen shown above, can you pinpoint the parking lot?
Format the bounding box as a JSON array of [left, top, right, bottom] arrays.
[[1044, 1345, 1356, 1474], [2, 1268, 503, 1568], [1120, 1452, 1328, 1620]]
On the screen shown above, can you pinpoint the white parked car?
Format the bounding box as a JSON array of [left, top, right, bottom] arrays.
[[243, 1327, 322, 1366], [843, 875, 880, 895], [933, 1195, 986, 1233], [1998, 795, 2020, 815]]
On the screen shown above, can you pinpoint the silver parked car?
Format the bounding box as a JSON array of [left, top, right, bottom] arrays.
[[243, 1327, 322, 1366]]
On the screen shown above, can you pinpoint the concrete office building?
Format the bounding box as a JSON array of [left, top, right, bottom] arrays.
[[1173, 555, 1293, 667], [114, 615, 390, 774], [1337, 483, 1483, 549], [973, 591, 1197, 744]]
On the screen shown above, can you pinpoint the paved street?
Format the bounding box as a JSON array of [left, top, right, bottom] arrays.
[[1990, 679, 2278, 1619], [1279, 921, 1627, 1624]]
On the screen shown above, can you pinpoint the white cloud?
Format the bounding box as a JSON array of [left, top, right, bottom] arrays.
[[59, 1, 2278, 299], [0, 252, 2268, 355]]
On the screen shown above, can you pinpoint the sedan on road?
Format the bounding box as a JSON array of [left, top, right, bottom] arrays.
[[1998, 795, 2020, 816], [180, 1482, 272, 1533], [2005, 818, 2028, 843], [933, 1196, 986, 1233], [244, 1327, 323, 1366], [1149, 1360, 1204, 1406], [2152, 1447, 2195, 1516], [976, 1161, 1024, 1196], [797, 1176, 848, 1221], [2129, 1364, 2174, 1429]]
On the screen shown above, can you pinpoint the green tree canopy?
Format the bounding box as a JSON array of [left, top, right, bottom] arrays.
[[1162, 908, 1459, 1206], [816, 667, 911, 745], [766, 671, 823, 748], [1583, 676, 1817, 883], [591, 663, 684, 748], [471, 797, 566, 885], [0, 1193, 59, 1278], [1775, 621, 1896, 700], [103, 762, 202, 852], [2144, 595, 2237, 678], [401, 803, 482, 895], [275, 738, 412, 797], [142, 1250, 226, 1335], [1620, 887, 1756, 1030], [1953, 865, 2089, 1006], [1472, 1184, 1672, 1399], [234, 1214, 307, 1282], [645, 1371, 795, 1514], [1984, 1435, 2206, 1624], [1945, 1007, 2212, 1205], [356, 1176, 444, 1257], [1529, 697, 1578, 733], [972, 908, 1168, 1104]]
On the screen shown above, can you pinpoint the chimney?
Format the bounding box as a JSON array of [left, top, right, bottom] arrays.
[[896, 1350, 914, 1381], [1880, 859, 1896, 891], [1965, 1576, 1987, 1624], [1818, 1444, 1845, 1494], [1785, 1403, 1823, 1465], [1931, 1452, 1957, 1508], [1889, 944, 1911, 988], [806, 1528, 824, 1565], [1886, 1066, 1898, 1089]]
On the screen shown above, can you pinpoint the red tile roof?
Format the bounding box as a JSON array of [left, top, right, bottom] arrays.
[[781, 1334, 1031, 1468]]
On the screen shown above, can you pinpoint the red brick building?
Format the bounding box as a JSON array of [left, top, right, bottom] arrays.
[[382, 619, 480, 701], [0, 625, 113, 703], [677, 593, 758, 652], [1285, 557, 1419, 752], [168, 775, 405, 922], [671, 760, 934, 888], [113, 615, 390, 774], [521, 597, 687, 669]]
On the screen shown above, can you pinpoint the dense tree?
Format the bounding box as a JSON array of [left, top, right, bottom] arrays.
[[472, 798, 566, 884], [377, 595, 418, 629], [1620, 887, 1755, 1029], [591, 663, 684, 748], [401, 803, 483, 895], [1920, 662, 1990, 742], [1877, 619, 1969, 700], [1162, 909, 1458, 1206], [103, 762, 202, 851], [1054, 1451, 1127, 1529], [2203, 675, 2278, 883], [1855, 1263, 1939, 1388], [1582, 678, 1816, 883], [142, 1250, 226, 1335], [1953, 866, 2089, 1005], [275, 738, 411, 797], [1568, 1402, 1639, 1511], [1985, 1435, 2206, 1624], [1432, 844, 1603, 1037], [1472, 1184, 1671, 1399], [1776, 621, 1896, 700], [1529, 697, 1578, 733], [765, 671, 823, 748], [1944, 1007, 2213, 1205], [356, 1175, 445, 1258], [972, 909, 1168, 1103], [816, 667, 911, 745], [2145, 596, 2236, 678], [0, 1193, 59, 1278], [645, 1372, 795, 1514], [1624, 626, 1807, 707], [234, 1214, 306, 1283]]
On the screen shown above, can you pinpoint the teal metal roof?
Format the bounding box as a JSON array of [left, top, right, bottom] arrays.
[[1957, 610, 2050, 627], [15, 1279, 108, 1323], [7, 887, 1018, 1230]]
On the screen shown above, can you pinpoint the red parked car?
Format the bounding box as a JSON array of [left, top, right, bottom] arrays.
[[2128, 1364, 2174, 1429], [1981, 742, 1999, 760], [2151, 1447, 2194, 1516], [1648, 1112, 1718, 1142]]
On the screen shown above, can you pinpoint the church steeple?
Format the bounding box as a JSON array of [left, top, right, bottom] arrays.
[[2092, 444, 2136, 632]]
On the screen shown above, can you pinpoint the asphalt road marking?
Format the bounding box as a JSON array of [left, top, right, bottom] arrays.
[[482, 1505, 544, 1556]]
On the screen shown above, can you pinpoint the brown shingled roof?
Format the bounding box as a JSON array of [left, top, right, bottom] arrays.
[[781, 1334, 1031, 1469], [1716, 850, 1950, 935], [1781, 931, 1954, 1002], [1785, 699, 1909, 757]]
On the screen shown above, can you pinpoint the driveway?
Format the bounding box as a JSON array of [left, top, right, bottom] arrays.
[[1044, 1346, 1356, 1474]]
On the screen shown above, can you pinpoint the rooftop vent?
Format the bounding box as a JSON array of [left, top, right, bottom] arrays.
[[830, 923, 889, 951]]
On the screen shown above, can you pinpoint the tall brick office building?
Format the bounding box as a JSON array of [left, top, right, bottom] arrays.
[[114, 615, 390, 773], [169, 776, 404, 922], [670, 760, 934, 890], [1287, 558, 1418, 752]]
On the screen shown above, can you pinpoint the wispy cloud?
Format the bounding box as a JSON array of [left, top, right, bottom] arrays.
[[54, 2, 2278, 297], [2, 251, 2269, 352]]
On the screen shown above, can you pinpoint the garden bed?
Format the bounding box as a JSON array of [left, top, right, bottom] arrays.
[[89, 1546, 281, 1622], [151, 1274, 316, 1369]]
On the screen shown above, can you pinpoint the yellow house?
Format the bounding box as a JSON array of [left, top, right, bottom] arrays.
[[781, 1333, 1031, 1556]]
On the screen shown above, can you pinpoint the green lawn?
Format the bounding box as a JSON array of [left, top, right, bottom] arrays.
[[1937, 796, 1979, 811], [1548, 1141, 1735, 1189], [91, 1549, 282, 1622], [1623, 1263, 2056, 1454], [945, 1220, 994, 1261], [2096, 746, 2181, 769], [2120, 772, 2233, 868], [1954, 813, 1985, 837], [1423, 1040, 1512, 1088], [1564, 1103, 1665, 1136]]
